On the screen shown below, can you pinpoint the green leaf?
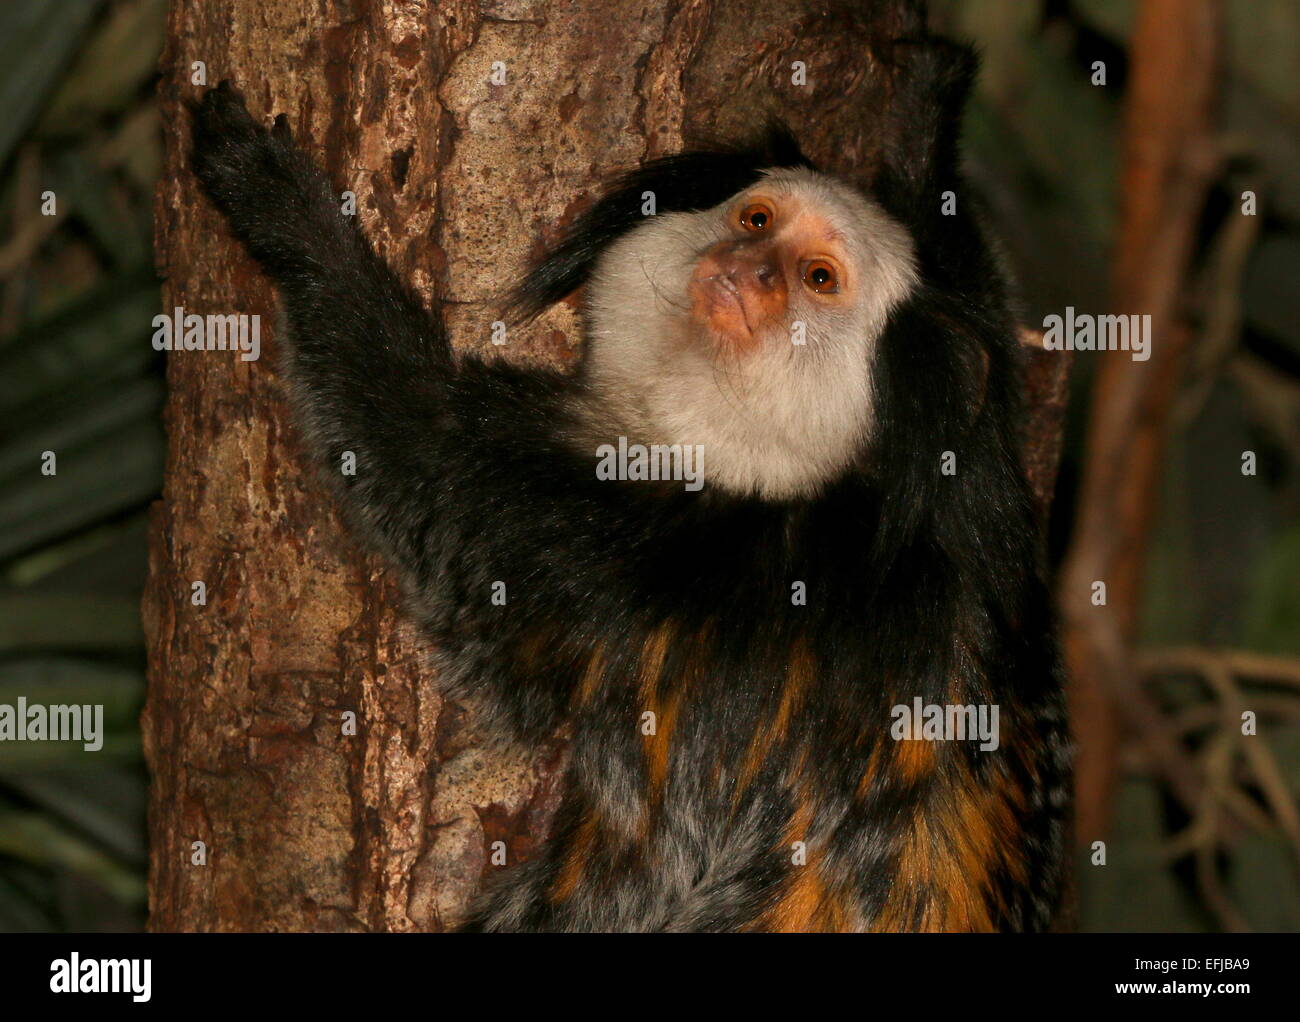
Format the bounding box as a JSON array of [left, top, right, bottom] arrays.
[[50, 150, 149, 268], [1, 767, 145, 863], [0, 377, 162, 484], [39, 0, 168, 132], [4, 514, 148, 588], [0, 0, 105, 169], [0, 658, 142, 726], [0, 597, 144, 651], [0, 867, 56, 931], [0, 810, 144, 905], [0, 418, 162, 560], [0, 274, 158, 408], [0, 658, 144, 770]]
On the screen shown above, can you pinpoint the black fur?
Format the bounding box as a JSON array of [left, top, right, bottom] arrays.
[[189, 35, 1070, 932]]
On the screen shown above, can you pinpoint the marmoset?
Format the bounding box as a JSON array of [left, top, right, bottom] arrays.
[[189, 33, 1070, 932]]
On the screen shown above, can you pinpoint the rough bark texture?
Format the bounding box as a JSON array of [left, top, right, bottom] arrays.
[[143, 0, 1068, 932]]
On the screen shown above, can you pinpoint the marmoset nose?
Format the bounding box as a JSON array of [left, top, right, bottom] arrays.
[[720, 246, 781, 291], [689, 239, 790, 347], [749, 261, 779, 289]]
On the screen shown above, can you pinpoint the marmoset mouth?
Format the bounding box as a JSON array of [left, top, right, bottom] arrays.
[[690, 272, 760, 352]]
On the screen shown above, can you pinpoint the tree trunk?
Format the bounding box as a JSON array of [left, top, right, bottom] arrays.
[[143, 0, 1068, 932]]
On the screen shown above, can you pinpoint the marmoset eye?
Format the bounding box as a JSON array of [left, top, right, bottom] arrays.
[[739, 202, 774, 231]]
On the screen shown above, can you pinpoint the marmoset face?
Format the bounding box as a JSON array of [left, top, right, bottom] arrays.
[[583, 167, 918, 500]]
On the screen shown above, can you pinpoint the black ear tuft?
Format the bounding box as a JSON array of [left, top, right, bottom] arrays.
[[870, 36, 979, 242], [751, 118, 813, 172], [863, 35, 1003, 298], [505, 125, 813, 324]]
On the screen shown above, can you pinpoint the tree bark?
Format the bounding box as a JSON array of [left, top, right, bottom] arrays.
[[143, 0, 1067, 932]]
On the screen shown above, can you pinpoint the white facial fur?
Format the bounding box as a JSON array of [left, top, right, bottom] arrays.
[[580, 167, 918, 501]]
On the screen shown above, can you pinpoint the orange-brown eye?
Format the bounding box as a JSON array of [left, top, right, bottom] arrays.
[[803, 260, 839, 294], [739, 202, 774, 232]]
